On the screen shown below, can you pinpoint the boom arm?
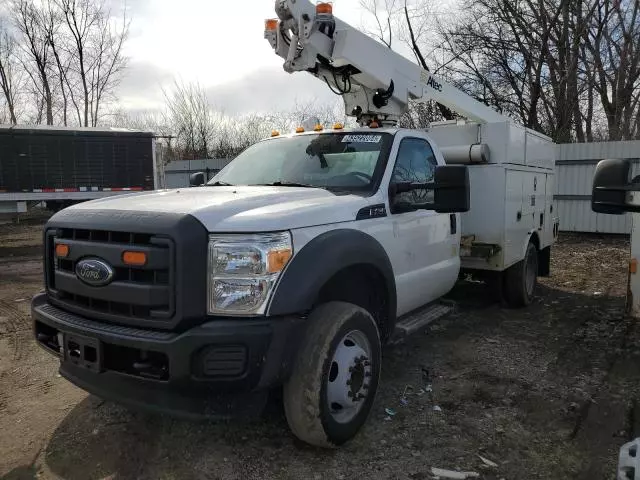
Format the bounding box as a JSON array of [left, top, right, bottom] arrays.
[[265, 0, 508, 126]]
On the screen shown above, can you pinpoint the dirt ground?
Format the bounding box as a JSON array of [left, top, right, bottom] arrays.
[[1, 217, 639, 480]]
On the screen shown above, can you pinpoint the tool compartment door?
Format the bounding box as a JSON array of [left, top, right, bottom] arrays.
[[541, 172, 557, 248], [504, 169, 528, 268]]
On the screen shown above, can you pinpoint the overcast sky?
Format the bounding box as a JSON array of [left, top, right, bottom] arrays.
[[117, 0, 382, 115]]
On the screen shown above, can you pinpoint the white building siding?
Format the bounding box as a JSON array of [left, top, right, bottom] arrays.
[[555, 141, 640, 233]]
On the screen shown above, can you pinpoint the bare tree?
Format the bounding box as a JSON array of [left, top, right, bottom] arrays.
[[436, 0, 640, 142], [164, 80, 218, 159], [582, 0, 640, 140], [39, 0, 73, 126], [361, 0, 456, 123], [359, 0, 398, 48], [12, 0, 55, 124], [56, 0, 129, 127], [0, 22, 22, 124]]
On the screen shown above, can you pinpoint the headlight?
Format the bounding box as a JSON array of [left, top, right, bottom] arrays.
[[207, 232, 292, 315]]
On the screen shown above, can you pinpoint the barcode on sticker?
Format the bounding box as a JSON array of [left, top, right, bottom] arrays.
[[341, 135, 382, 143]]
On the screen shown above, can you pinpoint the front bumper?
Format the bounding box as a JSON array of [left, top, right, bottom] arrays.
[[32, 293, 305, 418]]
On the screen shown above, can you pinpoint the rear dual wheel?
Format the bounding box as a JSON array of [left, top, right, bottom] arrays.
[[283, 301, 381, 447], [504, 241, 538, 307]]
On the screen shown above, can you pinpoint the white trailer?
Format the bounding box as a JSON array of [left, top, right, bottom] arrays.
[[0, 125, 158, 215]]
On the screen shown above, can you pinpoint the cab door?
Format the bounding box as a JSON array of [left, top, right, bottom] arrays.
[[384, 135, 460, 316]]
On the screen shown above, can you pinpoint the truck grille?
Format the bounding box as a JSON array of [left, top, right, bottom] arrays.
[[45, 228, 175, 326]]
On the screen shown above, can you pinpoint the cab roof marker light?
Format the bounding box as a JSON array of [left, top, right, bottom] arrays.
[[314, 124, 324, 131], [265, 19, 278, 31], [295, 127, 305, 133], [271, 130, 280, 137], [316, 2, 333, 15], [333, 122, 344, 130]]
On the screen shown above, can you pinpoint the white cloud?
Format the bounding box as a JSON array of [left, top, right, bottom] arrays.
[[116, 0, 453, 115], [205, 66, 339, 115]]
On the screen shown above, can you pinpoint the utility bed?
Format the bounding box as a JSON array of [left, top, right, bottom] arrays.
[[428, 121, 559, 271]]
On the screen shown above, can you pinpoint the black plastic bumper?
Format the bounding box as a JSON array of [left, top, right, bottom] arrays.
[[32, 293, 306, 418]]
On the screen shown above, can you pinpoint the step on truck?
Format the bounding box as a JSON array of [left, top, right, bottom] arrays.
[[32, 0, 559, 447]]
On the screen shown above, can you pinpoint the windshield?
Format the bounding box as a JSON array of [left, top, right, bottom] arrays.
[[209, 132, 393, 194]]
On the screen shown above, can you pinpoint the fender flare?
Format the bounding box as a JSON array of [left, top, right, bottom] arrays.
[[267, 229, 397, 325]]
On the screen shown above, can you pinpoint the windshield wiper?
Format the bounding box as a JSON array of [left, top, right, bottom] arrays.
[[255, 181, 322, 189], [207, 181, 234, 186]]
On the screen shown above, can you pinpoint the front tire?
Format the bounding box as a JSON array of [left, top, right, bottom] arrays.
[[283, 301, 381, 447], [504, 240, 538, 307]]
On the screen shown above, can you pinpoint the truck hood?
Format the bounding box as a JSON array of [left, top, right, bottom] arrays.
[[69, 186, 373, 231]]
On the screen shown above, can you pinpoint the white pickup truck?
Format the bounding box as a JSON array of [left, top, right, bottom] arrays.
[[31, 0, 559, 448]]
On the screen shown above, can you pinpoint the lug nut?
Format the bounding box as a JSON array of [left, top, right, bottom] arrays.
[[346, 379, 352, 386]]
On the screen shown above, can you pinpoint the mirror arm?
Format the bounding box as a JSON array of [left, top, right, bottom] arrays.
[[390, 182, 435, 194], [592, 201, 640, 213], [595, 184, 640, 192]]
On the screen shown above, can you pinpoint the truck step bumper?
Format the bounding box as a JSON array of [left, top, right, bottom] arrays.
[[31, 293, 305, 418]]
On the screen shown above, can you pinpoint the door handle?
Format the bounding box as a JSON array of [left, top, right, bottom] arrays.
[[450, 214, 457, 234]]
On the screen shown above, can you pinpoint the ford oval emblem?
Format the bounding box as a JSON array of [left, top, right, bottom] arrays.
[[75, 258, 115, 286]]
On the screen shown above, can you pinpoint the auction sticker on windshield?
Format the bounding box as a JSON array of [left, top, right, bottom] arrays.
[[341, 135, 382, 143]]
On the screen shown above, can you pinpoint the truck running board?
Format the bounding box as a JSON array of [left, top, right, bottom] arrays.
[[390, 302, 454, 343]]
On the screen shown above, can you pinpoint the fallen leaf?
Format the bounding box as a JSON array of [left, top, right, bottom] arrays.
[[478, 454, 498, 468], [431, 467, 480, 479]]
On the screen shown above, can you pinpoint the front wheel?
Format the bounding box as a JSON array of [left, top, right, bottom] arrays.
[[283, 301, 381, 447], [504, 240, 538, 307]]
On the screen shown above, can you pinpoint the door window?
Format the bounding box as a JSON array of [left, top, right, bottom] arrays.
[[391, 138, 438, 210]]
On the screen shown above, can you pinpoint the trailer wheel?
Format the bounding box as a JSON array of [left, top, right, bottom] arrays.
[[283, 301, 381, 448], [504, 241, 538, 307]]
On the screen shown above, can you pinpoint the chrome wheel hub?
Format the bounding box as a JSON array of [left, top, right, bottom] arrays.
[[326, 330, 373, 424], [526, 249, 537, 295]]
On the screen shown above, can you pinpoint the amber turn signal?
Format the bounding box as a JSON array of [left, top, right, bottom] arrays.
[[55, 244, 69, 258], [123, 251, 147, 266], [267, 248, 292, 274]]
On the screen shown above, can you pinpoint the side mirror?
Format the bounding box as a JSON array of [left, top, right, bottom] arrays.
[[432, 165, 470, 213], [189, 172, 206, 187], [591, 159, 639, 214], [388, 165, 470, 213]]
